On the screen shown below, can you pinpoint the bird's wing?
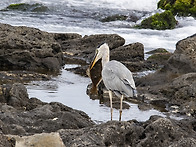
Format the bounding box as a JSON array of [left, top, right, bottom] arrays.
[[102, 60, 136, 97]]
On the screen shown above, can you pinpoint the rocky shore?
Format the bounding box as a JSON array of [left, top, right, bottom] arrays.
[[0, 23, 195, 146]]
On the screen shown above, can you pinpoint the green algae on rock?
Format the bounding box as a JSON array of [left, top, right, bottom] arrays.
[[101, 14, 128, 22], [158, 0, 196, 17], [5, 3, 49, 12], [139, 10, 177, 30]]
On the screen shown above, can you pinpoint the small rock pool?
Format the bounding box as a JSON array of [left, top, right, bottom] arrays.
[[26, 64, 178, 123]]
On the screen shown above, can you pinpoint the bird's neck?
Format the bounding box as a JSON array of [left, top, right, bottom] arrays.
[[102, 48, 109, 67]]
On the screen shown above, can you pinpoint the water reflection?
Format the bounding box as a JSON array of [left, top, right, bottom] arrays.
[[26, 64, 168, 123]]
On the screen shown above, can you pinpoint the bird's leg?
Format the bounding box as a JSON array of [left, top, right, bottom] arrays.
[[119, 95, 123, 121], [109, 91, 113, 121]]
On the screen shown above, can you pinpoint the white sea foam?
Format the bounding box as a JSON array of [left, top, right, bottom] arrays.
[[19, 0, 159, 11]]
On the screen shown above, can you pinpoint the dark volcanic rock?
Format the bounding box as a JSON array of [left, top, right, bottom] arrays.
[[58, 116, 196, 147], [0, 134, 15, 147], [146, 48, 169, 54], [101, 14, 128, 22], [136, 34, 196, 118], [160, 73, 196, 117], [0, 23, 64, 72], [0, 71, 50, 84], [0, 83, 28, 108], [0, 102, 94, 135], [5, 3, 49, 12], [110, 42, 144, 62], [166, 34, 196, 74], [0, 83, 94, 136], [57, 34, 125, 62]]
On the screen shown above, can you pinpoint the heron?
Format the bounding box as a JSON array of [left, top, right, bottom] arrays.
[[89, 43, 137, 121]]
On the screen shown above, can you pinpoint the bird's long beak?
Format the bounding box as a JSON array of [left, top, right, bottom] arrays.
[[90, 52, 98, 70]]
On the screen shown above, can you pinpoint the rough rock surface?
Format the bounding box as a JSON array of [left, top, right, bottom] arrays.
[[0, 84, 94, 136], [8, 132, 65, 147], [0, 134, 15, 147], [58, 116, 196, 147], [167, 34, 196, 74], [0, 23, 64, 71], [0, 70, 50, 84], [136, 34, 196, 118], [58, 34, 125, 62], [110, 42, 144, 62]]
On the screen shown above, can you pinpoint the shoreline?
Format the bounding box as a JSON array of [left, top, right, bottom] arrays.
[[0, 23, 195, 146]]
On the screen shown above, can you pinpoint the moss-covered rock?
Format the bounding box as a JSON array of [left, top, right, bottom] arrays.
[[139, 10, 177, 30], [5, 3, 49, 12], [147, 52, 172, 61], [100, 14, 128, 22], [146, 48, 169, 54], [158, 0, 196, 17]]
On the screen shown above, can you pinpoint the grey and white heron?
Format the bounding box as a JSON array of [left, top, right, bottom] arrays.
[[89, 43, 137, 121]]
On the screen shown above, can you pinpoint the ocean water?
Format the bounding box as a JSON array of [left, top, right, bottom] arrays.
[[0, 0, 195, 122], [0, 0, 195, 52]]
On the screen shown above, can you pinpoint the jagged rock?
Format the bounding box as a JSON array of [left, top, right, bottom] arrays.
[[0, 101, 95, 135], [58, 116, 196, 147], [166, 34, 196, 74], [110, 42, 144, 62], [100, 14, 128, 22], [0, 134, 15, 147], [4, 3, 49, 12], [146, 48, 169, 54], [0, 83, 94, 136], [57, 34, 125, 62], [0, 23, 64, 71], [0, 71, 50, 84], [136, 34, 196, 118], [0, 83, 28, 108]]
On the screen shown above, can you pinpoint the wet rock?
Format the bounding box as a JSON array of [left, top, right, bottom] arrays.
[[0, 83, 94, 135], [147, 52, 172, 67], [169, 138, 196, 147], [147, 52, 172, 62], [59, 121, 143, 147], [0, 71, 50, 84], [101, 14, 128, 22], [146, 48, 169, 54], [136, 34, 196, 118], [158, 0, 196, 17], [166, 34, 196, 74], [0, 134, 15, 147], [0, 83, 29, 108], [160, 73, 196, 117], [138, 116, 196, 147], [58, 116, 196, 147], [138, 10, 177, 30], [53, 33, 82, 44], [4, 3, 49, 12], [0, 23, 64, 72], [57, 34, 125, 62], [110, 42, 144, 62], [0, 101, 94, 135], [8, 132, 65, 147]]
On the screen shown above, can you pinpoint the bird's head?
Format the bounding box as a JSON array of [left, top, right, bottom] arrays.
[[90, 43, 109, 70]]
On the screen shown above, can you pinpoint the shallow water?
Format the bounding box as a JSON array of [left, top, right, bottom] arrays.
[[26, 65, 166, 123]]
